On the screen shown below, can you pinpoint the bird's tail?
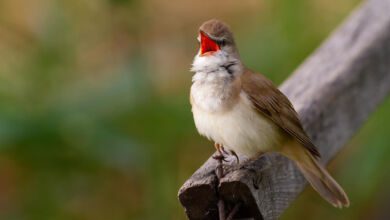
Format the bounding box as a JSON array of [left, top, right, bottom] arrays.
[[281, 142, 350, 208]]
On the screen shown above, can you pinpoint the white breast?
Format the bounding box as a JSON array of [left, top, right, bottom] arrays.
[[191, 91, 286, 158], [190, 51, 285, 158]]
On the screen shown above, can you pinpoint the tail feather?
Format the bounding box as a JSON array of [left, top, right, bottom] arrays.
[[296, 155, 350, 208], [282, 142, 350, 208]]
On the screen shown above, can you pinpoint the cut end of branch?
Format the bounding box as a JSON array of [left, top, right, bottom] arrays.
[[178, 178, 219, 219]]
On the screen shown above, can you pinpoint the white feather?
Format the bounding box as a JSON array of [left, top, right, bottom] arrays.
[[192, 92, 285, 157], [190, 53, 285, 158], [191, 50, 229, 73]]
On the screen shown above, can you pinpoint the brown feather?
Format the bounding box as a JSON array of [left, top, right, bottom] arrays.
[[241, 69, 321, 158], [281, 140, 350, 207]]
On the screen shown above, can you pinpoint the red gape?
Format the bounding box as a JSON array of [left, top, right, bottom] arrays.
[[200, 31, 220, 55]]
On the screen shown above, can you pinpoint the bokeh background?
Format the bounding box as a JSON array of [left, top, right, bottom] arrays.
[[0, 0, 389, 219]]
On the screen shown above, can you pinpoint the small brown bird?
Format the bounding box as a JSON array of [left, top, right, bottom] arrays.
[[190, 19, 349, 208]]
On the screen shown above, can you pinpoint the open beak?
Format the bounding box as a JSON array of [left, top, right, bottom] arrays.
[[199, 31, 220, 56]]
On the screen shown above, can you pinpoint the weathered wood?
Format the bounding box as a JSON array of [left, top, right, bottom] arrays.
[[178, 0, 390, 219]]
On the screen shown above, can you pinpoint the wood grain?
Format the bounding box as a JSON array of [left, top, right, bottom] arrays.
[[178, 0, 390, 219]]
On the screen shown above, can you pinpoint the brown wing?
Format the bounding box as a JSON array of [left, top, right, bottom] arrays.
[[241, 70, 320, 158]]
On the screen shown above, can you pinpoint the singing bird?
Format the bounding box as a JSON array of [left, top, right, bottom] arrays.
[[190, 19, 349, 208]]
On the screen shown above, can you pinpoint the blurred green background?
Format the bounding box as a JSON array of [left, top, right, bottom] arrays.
[[0, 0, 389, 219]]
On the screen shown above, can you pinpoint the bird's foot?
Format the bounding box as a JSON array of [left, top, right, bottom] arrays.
[[214, 143, 226, 156], [213, 143, 240, 164], [212, 154, 228, 162], [213, 143, 228, 178]]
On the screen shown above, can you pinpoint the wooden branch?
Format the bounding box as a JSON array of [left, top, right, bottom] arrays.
[[178, 0, 390, 219]]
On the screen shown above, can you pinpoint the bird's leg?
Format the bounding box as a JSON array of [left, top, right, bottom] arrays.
[[213, 143, 225, 180], [212, 143, 227, 162]]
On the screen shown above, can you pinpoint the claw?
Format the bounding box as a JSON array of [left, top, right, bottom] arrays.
[[212, 154, 225, 161], [230, 150, 239, 164], [221, 146, 229, 155], [212, 154, 229, 162]]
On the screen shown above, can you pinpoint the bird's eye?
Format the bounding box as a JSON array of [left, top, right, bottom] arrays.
[[218, 39, 226, 47]]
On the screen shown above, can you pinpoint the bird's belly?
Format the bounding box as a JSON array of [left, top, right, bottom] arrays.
[[192, 94, 286, 158]]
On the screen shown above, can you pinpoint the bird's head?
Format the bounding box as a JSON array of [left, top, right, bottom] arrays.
[[197, 19, 238, 58], [191, 19, 242, 75]]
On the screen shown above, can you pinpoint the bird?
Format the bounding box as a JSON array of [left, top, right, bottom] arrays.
[[189, 19, 349, 208]]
